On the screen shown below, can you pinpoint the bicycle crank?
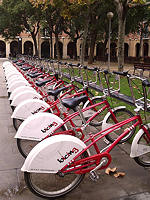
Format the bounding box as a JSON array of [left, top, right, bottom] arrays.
[[89, 157, 109, 182]]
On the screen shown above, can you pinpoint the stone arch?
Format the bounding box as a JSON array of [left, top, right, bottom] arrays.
[[41, 41, 50, 58], [96, 42, 105, 61], [124, 43, 129, 58], [110, 42, 117, 61], [135, 43, 140, 57], [0, 40, 6, 58], [54, 41, 63, 59], [143, 42, 148, 57], [85, 43, 89, 59], [24, 41, 33, 56], [67, 41, 75, 59], [10, 41, 18, 57]]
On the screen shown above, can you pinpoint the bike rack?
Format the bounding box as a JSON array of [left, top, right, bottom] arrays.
[[12, 56, 150, 112]]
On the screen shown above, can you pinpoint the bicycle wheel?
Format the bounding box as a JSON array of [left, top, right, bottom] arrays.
[[105, 108, 135, 144], [24, 152, 88, 199], [13, 118, 23, 131], [134, 130, 150, 167], [84, 97, 107, 126], [17, 126, 66, 158]]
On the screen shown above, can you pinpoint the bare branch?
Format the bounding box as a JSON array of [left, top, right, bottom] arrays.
[[114, 0, 119, 5], [128, 1, 150, 8]]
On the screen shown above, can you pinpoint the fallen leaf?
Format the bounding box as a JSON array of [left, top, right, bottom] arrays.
[[114, 172, 125, 178], [105, 167, 117, 175]]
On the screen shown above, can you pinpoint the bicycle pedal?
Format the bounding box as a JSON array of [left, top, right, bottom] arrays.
[[89, 171, 99, 182], [76, 132, 82, 138]]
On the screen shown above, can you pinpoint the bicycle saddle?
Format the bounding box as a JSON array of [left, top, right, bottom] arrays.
[[28, 72, 43, 78], [27, 71, 38, 76], [142, 79, 150, 87], [47, 87, 68, 98], [35, 79, 51, 87], [21, 66, 32, 71], [61, 95, 88, 110]]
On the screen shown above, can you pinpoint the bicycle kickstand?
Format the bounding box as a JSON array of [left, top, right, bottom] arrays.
[[89, 157, 108, 182]]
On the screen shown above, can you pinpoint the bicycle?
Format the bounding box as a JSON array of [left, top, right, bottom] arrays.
[[21, 77, 150, 199], [11, 63, 95, 131], [15, 70, 135, 158]]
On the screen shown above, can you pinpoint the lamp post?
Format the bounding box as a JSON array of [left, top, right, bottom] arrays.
[[107, 12, 113, 71]]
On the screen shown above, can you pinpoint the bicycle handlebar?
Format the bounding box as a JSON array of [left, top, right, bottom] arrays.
[[142, 79, 150, 87], [113, 71, 129, 76]]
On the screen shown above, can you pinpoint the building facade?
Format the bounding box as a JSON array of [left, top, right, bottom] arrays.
[[0, 31, 150, 63]]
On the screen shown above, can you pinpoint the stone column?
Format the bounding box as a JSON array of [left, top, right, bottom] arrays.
[[6, 41, 10, 58], [62, 38, 67, 59], [129, 39, 136, 57], [21, 38, 24, 55]]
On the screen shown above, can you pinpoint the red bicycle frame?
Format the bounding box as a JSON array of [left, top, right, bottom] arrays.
[[60, 113, 150, 174], [43, 99, 121, 140]]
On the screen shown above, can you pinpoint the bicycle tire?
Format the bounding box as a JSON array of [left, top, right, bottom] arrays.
[[84, 97, 107, 126], [17, 126, 66, 158], [24, 151, 88, 199], [134, 130, 150, 167], [105, 108, 136, 144], [13, 118, 23, 131]]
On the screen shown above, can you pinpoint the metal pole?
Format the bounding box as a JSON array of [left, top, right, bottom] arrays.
[[108, 18, 111, 71], [107, 12, 113, 71]]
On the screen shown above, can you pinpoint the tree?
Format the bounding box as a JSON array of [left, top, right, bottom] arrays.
[[30, 0, 150, 67], [126, 6, 150, 58], [113, 0, 150, 71], [0, 0, 43, 56], [87, 0, 117, 64]]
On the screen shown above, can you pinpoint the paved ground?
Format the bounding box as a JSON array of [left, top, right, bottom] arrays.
[[0, 58, 150, 200]]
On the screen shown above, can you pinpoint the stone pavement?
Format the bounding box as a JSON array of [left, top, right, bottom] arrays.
[[0, 58, 150, 200]]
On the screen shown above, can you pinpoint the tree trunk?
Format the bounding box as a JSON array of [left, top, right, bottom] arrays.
[[31, 33, 39, 57], [118, 16, 126, 71], [50, 31, 53, 58], [55, 33, 61, 60], [139, 29, 143, 58], [115, 1, 128, 71], [48, 22, 53, 59], [88, 33, 97, 64], [73, 38, 77, 60], [80, 17, 89, 65]]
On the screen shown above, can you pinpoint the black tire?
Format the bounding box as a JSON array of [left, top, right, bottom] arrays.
[[13, 118, 23, 131], [52, 80, 69, 90], [134, 130, 150, 167], [105, 108, 136, 144], [84, 97, 108, 126], [11, 105, 15, 112], [17, 126, 66, 158], [24, 151, 88, 199]]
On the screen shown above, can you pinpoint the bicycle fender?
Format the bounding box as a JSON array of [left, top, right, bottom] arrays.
[[8, 80, 30, 93], [83, 96, 103, 109], [11, 91, 42, 107], [3, 61, 13, 68], [7, 76, 26, 89], [102, 106, 126, 130], [9, 86, 34, 101], [130, 123, 150, 158], [21, 135, 88, 173], [11, 99, 50, 120], [6, 71, 23, 81], [14, 113, 68, 140], [5, 70, 19, 80]]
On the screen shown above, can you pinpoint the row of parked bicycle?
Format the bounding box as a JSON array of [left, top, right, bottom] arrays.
[[2, 57, 150, 199]]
